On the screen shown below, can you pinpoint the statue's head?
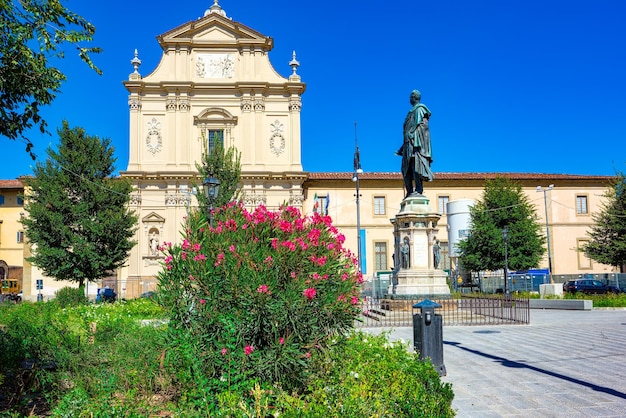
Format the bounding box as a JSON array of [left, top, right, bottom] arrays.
[[410, 89, 421, 105]]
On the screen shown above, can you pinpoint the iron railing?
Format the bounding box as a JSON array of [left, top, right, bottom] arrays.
[[358, 294, 530, 327]]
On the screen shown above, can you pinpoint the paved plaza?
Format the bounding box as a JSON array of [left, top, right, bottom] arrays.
[[370, 309, 626, 417]]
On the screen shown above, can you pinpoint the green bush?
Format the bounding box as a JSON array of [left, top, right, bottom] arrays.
[[564, 291, 626, 307], [54, 286, 88, 308], [157, 203, 363, 395], [0, 299, 454, 416], [181, 330, 455, 417]]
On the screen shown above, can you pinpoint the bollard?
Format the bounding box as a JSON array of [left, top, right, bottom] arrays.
[[413, 299, 446, 376]]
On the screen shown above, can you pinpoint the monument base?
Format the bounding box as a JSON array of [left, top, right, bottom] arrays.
[[390, 269, 451, 298]]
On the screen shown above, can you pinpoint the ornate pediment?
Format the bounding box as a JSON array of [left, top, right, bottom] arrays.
[[142, 212, 166, 224], [157, 13, 273, 51]]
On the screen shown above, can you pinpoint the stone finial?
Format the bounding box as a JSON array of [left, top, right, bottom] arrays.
[[289, 50, 300, 76], [130, 49, 142, 79]]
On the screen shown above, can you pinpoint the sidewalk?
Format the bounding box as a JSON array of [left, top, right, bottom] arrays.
[[368, 309, 626, 417]]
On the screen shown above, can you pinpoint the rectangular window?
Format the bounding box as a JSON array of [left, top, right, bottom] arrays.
[[17, 196, 23, 205], [17, 231, 24, 243], [374, 196, 386, 215], [205, 129, 224, 154], [0, 196, 4, 205], [576, 195, 588, 214], [438, 196, 449, 215], [374, 241, 388, 271]]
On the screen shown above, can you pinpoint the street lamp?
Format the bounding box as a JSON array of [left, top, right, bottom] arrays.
[[502, 227, 509, 297], [537, 184, 554, 284], [352, 122, 363, 274], [203, 175, 220, 227]]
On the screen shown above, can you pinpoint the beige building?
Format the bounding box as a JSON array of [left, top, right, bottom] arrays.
[[304, 172, 615, 283], [5, 2, 617, 301], [0, 180, 26, 297]]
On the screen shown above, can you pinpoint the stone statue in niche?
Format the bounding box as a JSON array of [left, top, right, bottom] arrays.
[[149, 232, 159, 256], [433, 238, 441, 269], [401, 238, 410, 269]]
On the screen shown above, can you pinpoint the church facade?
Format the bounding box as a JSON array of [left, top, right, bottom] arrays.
[[119, 2, 307, 297]]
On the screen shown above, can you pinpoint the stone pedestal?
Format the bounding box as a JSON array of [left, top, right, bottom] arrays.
[[390, 194, 451, 298], [539, 283, 563, 299]]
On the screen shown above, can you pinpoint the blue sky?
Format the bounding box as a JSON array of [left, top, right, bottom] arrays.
[[3, 0, 625, 180]]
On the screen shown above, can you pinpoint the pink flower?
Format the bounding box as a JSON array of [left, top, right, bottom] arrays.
[[264, 255, 273, 265], [290, 271, 297, 279], [192, 243, 201, 252], [351, 296, 359, 305], [341, 273, 349, 281], [200, 299, 206, 305], [279, 337, 285, 345], [303, 287, 317, 300], [221, 348, 227, 356], [271, 238, 278, 250], [182, 239, 191, 250], [214, 252, 225, 266], [305, 352, 311, 358], [229, 244, 236, 253], [181, 252, 187, 260], [244, 345, 255, 356], [189, 274, 195, 281], [194, 254, 206, 262], [257, 284, 270, 294], [279, 220, 293, 233]]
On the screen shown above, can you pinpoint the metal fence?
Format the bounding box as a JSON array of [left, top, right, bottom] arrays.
[[359, 294, 530, 327], [456, 272, 626, 294]]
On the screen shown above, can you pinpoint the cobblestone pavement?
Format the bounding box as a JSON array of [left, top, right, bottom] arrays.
[[368, 309, 626, 417]]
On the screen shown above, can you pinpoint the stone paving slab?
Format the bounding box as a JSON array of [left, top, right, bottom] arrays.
[[366, 309, 626, 417]]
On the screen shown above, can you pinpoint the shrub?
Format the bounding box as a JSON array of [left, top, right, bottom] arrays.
[[182, 330, 455, 417], [157, 203, 363, 395], [54, 287, 88, 308]]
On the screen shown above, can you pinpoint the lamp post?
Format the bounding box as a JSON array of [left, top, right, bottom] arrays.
[[502, 227, 509, 297], [536, 184, 554, 284], [203, 175, 220, 227], [352, 122, 363, 274]]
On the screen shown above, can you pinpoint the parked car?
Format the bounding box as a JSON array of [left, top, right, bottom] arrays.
[[97, 288, 117, 302], [563, 279, 620, 295]]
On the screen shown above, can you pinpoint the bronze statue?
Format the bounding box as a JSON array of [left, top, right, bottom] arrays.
[[396, 90, 433, 196]]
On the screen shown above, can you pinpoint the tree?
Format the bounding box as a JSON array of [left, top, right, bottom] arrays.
[[0, 0, 101, 157], [21, 121, 137, 288], [458, 177, 545, 273], [581, 172, 626, 272], [195, 133, 242, 211]]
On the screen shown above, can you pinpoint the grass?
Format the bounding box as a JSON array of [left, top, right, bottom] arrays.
[[0, 298, 455, 417]]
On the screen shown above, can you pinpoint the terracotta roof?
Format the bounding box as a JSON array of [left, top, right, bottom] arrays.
[[306, 172, 614, 181], [0, 180, 23, 189]]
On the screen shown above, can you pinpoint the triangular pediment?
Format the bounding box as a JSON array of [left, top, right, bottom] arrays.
[[157, 13, 273, 51], [142, 212, 166, 223]]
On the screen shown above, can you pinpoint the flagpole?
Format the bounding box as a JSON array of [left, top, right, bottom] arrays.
[[352, 121, 363, 275]]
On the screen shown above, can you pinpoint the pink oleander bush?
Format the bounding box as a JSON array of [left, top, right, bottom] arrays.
[[156, 202, 363, 395]]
